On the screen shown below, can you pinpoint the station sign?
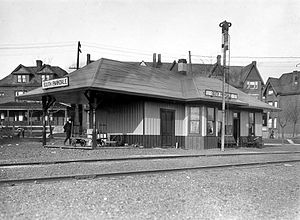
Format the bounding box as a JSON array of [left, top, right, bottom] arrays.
[[42, 77, 69, 90], [205, 89, 238, 99]]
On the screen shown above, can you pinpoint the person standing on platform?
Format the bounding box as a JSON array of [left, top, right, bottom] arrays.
[[63, 119, 72, 145]]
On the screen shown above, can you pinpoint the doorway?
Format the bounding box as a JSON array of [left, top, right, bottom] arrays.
[[160, 109, 175, 147], [233, 112, 240, 145]]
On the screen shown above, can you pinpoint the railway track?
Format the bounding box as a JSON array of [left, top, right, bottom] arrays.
[[1, 152, 300, 185]]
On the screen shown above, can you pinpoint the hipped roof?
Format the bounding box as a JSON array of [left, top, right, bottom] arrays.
[[20, 58, 276, 111]]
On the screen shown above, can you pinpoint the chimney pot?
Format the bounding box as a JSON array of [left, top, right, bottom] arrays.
[[158, 54, 161, 63], [36, 60, 43, 68], [152, 53, 156, 67], [87, 54, 91, 65], [178, 59, 187, 74]]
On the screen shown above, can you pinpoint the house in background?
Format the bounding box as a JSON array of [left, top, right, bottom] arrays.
[[0, 60, 68, 136], [263, 71, 300, 138], [132, 54, 265, 101]]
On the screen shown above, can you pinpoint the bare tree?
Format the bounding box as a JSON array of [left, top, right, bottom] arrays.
[[286, 96, 300, 137], [278, 110, 289, 143]]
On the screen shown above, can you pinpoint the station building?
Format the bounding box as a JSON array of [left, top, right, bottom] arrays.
[[21, 58, 276, 149]]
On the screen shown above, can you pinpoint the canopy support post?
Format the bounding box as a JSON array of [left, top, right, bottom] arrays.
[[41, 95, 56, 146], [84, 90, 103, 149]]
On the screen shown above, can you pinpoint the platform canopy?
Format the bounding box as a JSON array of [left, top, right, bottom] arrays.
[[20, 58, 278, 111]]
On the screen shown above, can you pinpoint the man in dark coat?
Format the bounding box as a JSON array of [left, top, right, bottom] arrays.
[[63, 119, 72, 145]]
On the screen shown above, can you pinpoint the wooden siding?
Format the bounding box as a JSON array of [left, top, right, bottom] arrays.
[[185, 136, 204, 150], [201, 106, 206, 136], [144, 101, 186, 136], [96, 101, 143, 135], [255, 112, 262, 136]]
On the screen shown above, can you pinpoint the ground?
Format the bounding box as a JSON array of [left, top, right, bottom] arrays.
[[0, 140, 299, 219], [0, 163, 299, 219]]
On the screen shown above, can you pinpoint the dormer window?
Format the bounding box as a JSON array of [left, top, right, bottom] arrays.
[[15, 90, 27, 101], [246, 81, 258, 90], [42, 75, 51, 82], [268, 88, 274, 95], [17, 75, 27, 83], [294, 75, 298, 85]]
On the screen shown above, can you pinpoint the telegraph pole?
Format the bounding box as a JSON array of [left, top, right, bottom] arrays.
[[219, 20, 231, 151]]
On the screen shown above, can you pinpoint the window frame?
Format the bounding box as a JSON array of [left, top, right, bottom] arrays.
[[268, 89, 274, 95], [246, 81, 259, 90], [189, 106, 201, 134], [41, 74, 51, 82], [15, 90, 27, 101], [207, 107, 215, 136], [17, 74, 27, 83]]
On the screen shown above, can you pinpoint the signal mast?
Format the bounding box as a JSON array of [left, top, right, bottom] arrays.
[[219, 20, 231, 151]]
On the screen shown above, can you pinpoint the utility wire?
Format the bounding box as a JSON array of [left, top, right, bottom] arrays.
[[192, 54, 300, 59]]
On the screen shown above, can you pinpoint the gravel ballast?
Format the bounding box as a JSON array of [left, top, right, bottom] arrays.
[[1, 163, 299, 219]]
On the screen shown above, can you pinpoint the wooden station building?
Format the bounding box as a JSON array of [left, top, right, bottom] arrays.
[[20, 58, 276, 149]]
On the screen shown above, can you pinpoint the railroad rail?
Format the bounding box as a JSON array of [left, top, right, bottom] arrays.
[[1, 150, 300, 167], [1, 153, 300, 186]]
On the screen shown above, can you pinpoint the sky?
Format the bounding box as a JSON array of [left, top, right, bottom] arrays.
[[1, 0, 300, 83]]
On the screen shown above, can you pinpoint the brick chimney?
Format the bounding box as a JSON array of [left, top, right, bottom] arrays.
[[252, 61, 257, 66], [87, 54, 91, 65], [156, 54, 162, 68], [36, 60, 43, 68], [152, 53, 156, 67], [178, 59, 187, 74]]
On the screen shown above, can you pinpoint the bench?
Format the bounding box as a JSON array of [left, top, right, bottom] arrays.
[[218, 136, 237, 148]]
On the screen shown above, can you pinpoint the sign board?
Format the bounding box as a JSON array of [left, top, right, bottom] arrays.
[[204, 89, 238, 99], [42, 77, 69, 90]]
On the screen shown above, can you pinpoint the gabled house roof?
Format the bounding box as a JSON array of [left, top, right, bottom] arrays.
[[11, 64, 34, 75], [263, 71, 300, 96], [0, 62, 68, 87], [20, 58, 275, 111], [129, 59, 264, 89]]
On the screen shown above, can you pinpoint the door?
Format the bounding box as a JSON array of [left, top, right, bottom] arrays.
[[233, 112, 240, 145], [160, 109, 175, 147]]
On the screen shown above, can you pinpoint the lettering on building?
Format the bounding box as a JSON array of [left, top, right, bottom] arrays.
[[42, 77, 69, 90]]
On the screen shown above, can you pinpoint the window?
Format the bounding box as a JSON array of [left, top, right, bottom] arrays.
[[17, 75, 27, 83], [262, 113, 268, 126], [249, 112, 255, 135], [268, 101, 273, 106], [268, 118, 273, 128], [246, 81, 258, 90], [0, 92, 4, 97], [273, 118, 277, 129], [15, 90, 27, 101], [274, 101, 278, 108], [189, 107, 201, 134], [268, 89, 274, 95], [42, 75, 50, 82], [15, 90, 27, 97], [294, 75, 298, 85], [207, 107, 215, 135]]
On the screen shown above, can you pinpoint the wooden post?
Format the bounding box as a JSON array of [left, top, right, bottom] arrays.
[[42, 96, 47, 146], [92, 96, 97, 148], [84, 90, 98, 149]]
